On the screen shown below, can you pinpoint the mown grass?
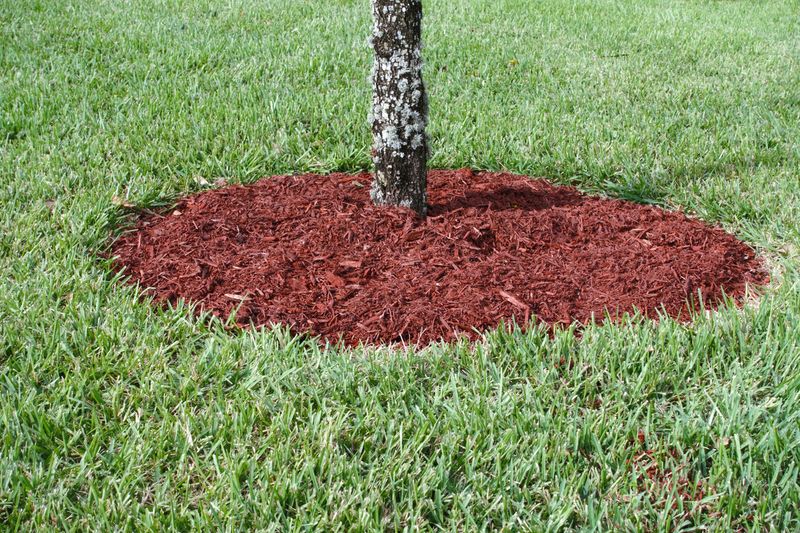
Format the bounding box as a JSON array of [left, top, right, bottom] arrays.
[[1, 0, 799, 529]]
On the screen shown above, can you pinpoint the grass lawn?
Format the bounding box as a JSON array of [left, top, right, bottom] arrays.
[[2, 0, 799, 529]]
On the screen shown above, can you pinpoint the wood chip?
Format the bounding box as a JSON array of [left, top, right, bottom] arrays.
[[499, 290, 529, 310]]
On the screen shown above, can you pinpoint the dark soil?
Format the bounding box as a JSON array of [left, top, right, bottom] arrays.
[[111, 169, 767, 346]]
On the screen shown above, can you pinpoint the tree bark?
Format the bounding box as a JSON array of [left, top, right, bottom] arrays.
[[370, 0, 428, 216]]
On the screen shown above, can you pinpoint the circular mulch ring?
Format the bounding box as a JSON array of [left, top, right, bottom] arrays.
[[111, 169, 767, 346]]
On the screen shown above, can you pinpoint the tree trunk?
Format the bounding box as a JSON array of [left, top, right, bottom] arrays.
[[369, 0, 428, 216]]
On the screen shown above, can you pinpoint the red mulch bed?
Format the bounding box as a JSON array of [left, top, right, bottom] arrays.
[[111, 169, 767, 346]]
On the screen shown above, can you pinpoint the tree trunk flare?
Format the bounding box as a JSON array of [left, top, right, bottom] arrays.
[[370, 0, 428, 216]]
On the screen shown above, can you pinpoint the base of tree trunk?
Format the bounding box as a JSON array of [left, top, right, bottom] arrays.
[[110, 169, 767, 347], [370, 170, 428, 216]]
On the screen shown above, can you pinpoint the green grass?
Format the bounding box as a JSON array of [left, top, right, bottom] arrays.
[[1, 0, 799, 529]]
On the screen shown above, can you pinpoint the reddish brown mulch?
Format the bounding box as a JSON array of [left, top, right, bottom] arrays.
[[111, 169, 767, 346]]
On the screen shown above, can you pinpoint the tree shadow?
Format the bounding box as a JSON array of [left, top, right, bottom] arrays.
[[428, 185, 585, 215]]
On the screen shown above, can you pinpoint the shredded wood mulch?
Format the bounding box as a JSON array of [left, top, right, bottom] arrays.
[[111, 169, 767, 346]]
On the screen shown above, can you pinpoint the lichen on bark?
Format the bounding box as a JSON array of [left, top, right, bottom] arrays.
[[369, 0, 428, 216]]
